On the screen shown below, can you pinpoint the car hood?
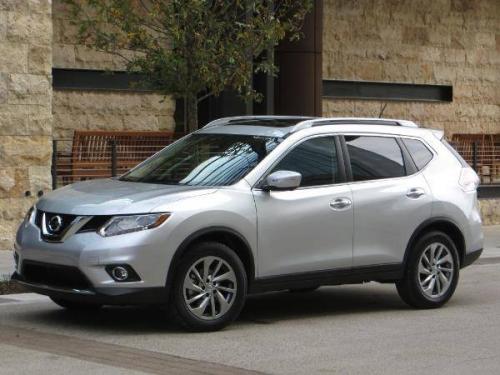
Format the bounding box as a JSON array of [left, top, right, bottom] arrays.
[[36, 178, 217, 215]]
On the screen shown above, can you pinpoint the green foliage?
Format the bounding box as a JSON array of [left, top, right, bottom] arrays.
[[64, 0, 313, 130]]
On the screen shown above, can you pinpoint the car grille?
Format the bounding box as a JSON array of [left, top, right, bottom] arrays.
[[34, 209, 111, 240], [35, 210, 78, 241], [21, 261, 91, 290]]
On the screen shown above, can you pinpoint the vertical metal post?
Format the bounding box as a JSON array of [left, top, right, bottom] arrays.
[[110, 140, 117, 177], [472, 141, 478, 172], [51, 140, 57, 190], [266, 0, 275, 115]]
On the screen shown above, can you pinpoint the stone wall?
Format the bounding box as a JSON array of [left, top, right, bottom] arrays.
[[322, 0, 500, 137], [322, 0, 500, 224], [52, 0, 175, 139], [0, 0, 53, 249], [480, 199, 500, 226], [53, 90, 175, 143]]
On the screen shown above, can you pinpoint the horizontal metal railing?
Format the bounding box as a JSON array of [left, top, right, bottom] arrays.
[[52, 137, 182, 188], [453, 142, 499, 184]]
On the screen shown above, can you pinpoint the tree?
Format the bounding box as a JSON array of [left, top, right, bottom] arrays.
[[64, 0, 313, 132]]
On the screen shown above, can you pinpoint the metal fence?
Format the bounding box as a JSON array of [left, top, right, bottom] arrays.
[[51, 137, 180, 188], [51, 135, 499, 189], [453, 141, 499, 185]]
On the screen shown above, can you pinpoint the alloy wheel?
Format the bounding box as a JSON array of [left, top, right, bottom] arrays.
[[417, 242, 455, 299], [183, 256, 238, 320]]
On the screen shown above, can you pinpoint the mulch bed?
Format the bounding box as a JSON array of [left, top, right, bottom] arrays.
[[0, 278, 26, 295]]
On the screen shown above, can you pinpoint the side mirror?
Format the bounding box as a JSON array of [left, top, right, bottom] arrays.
[[262, 170, 302, 191]]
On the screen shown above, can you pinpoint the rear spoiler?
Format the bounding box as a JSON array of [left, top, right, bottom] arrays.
[[431, 129, 444, 140]]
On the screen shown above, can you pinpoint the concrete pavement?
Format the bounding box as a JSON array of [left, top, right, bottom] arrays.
[[482, 225, 500, 258]]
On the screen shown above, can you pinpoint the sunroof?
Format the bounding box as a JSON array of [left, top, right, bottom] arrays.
[[226, 117, 314, 128]]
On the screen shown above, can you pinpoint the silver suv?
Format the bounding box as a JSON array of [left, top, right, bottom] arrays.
[[14, 116, 484, 331]]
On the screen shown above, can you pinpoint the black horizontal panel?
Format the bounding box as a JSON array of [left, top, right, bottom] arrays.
[[323, 80, 452, 102], [478, 185, 500, 199], [53, 68, 152, 92]]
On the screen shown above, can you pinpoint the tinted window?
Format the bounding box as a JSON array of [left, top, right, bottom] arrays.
[[271, 137, 339, 187], [120, 134, 280, 186], [402, 138, 433, 170], [345, 136, 406, 181]]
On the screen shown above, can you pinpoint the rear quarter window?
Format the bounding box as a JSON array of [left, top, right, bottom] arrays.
[[402, 138, 434, 170]]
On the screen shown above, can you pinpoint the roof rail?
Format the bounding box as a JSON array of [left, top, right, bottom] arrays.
[[290, 117, 419, 133], [203, 115, 314, 129]]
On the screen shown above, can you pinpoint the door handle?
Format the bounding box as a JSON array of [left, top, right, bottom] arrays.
[[330, 197, 352, 210], [406, 187, 425, 199]]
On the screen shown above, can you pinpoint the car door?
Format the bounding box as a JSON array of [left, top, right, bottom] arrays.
[[252, 135, 354, 277], [343, 134, 432, 267]]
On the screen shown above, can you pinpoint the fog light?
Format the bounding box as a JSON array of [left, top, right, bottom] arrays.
[[111, 266, 129, 281], [105, 264, 141, 282]]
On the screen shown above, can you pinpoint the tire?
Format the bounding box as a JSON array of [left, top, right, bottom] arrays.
[[289, 286, 320, 293], [50, 297, 102, 311], [396, 231, 460, 309], [169, 241, 247, 332]]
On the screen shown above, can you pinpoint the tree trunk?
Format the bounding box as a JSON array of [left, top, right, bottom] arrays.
[[186, 94, 198, 133]]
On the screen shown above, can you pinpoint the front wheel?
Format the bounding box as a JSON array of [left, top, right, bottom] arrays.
[[396, 231, 459, 309], [170, 241, 247, 331]]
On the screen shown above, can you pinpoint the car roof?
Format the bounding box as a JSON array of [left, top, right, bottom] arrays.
[[198, 115, 432, 139]]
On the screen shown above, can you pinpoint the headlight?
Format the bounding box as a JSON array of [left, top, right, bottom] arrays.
[[98, 213, 170, 237]]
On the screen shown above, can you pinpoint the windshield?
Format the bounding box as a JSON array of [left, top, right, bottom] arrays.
[[120, 133, 281, 186]]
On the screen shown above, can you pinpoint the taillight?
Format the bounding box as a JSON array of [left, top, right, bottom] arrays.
[[458, 168, 479, 192]]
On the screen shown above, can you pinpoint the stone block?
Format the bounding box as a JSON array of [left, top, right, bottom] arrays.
[[0, 169, 15, 193], [28, 45, 52, 75], [1, 197, 34, 221], [52, 44, 76, 68], [0, 73, 7, 105], [0, 11, 6, 38], [0, 42, 28, 74], [7, 74, 51, 106], [28, 0, 52, 14], [28, 165, 51, 195], [475, 32, 496, 48], [402, 27, 430, 46], [0, 104, 30, 135], [479, 199, 500, 225], [0, 136, 51, 166], [74, 45, 126, 70], [6, 12, 51, 44], [123, 114, 159, 131], [0, 168, 29, 199], [0, 0, 28, 12]]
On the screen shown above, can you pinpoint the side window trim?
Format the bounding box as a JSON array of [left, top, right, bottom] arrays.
[[253, 134, 346, 189], [401, 136, 436, 172], [339, 135, 353, 182], [396, 137, 418, 175]]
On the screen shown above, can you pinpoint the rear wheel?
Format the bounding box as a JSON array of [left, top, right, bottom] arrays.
[[170, 241, 247, 332], [396, 231, 459, 309], [50, 297, 102, 311]]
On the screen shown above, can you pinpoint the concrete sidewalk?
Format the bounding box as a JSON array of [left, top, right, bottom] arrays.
[[1, 225, 498, 279]]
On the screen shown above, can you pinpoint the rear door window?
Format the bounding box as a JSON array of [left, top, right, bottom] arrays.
[[345, 136, 406, 181]]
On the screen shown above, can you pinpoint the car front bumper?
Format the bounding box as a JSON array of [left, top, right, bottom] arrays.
[[11, 271, 166, 305], [14, 220, 176, 305]]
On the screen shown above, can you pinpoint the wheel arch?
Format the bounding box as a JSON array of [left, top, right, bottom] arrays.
[[166, 226, 256, 292], [404, 217, 466, 268]]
